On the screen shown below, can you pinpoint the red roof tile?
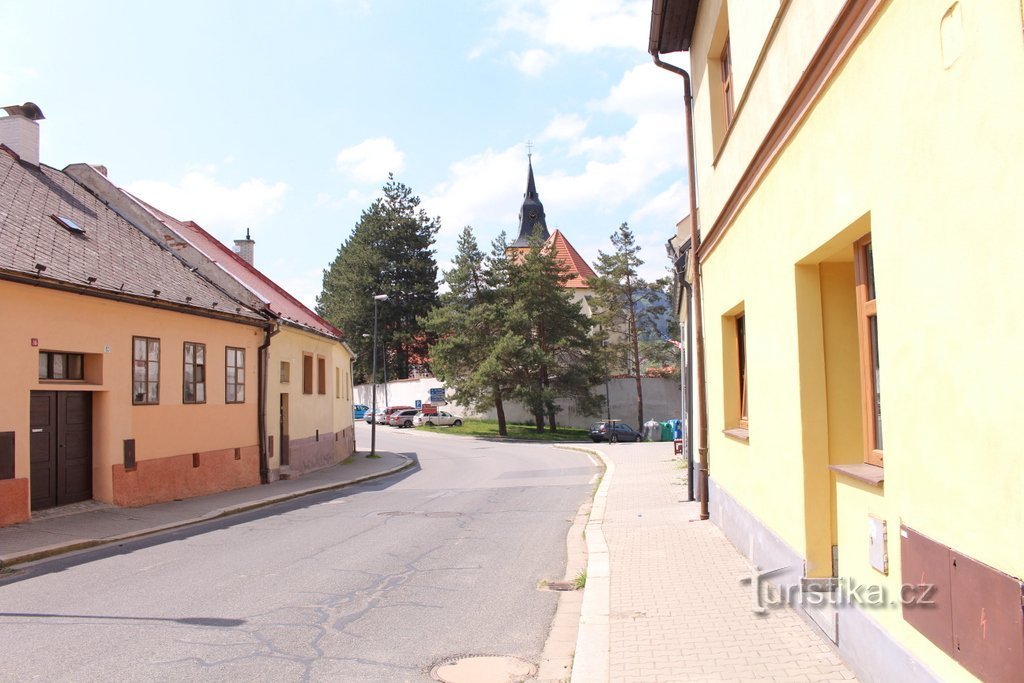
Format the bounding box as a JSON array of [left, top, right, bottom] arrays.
[[546, 229, 596, 288], [127, 195, 341, 339]]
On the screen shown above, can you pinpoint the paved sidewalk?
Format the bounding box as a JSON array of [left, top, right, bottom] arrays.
[[581, 442, 857, 682], [0, 451, 412, 568]]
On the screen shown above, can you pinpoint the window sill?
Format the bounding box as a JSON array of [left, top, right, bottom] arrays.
[[829, 463, 884, 487], [723, 427, 749, 443]]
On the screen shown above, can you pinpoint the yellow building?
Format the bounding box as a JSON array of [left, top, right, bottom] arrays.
[[651, 1, 1024, 680]]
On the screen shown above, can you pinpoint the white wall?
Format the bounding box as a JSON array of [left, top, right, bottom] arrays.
[[354, 376, 682, 430]]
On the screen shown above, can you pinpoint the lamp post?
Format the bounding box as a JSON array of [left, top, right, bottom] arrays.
[[370, 294, 388, 456]]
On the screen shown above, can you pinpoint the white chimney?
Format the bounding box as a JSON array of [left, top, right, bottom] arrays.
[[0, 102, 45, 166], [233, 228, 255, 266]]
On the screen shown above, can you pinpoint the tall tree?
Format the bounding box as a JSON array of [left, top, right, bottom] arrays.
[[589, 223, 667, 428], [508, 234, 604, 432], [423, 229, 522, 435], [317, 175, 439, 382]]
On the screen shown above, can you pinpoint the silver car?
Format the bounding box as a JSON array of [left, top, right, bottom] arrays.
[[413, 410, 463, 427]]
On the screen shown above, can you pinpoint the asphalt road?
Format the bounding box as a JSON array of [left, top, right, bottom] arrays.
[[0, 423, 598, 682]]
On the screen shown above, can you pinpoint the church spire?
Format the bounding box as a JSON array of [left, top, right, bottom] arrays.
[[511, 155, 549, 248]]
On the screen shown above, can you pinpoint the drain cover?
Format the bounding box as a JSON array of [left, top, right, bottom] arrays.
[[431, 655, 537, 683]]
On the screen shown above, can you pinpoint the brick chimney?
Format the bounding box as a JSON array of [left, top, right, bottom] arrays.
[[233, 229, 255, 266], [0, 102, 45, 166]]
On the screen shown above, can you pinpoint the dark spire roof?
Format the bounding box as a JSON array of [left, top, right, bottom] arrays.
[[510, 156, 549, 248]]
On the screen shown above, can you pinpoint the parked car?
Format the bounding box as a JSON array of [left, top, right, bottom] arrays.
[[588, 420, 643, 443], [353, 404, 369, 419], [413, 410, 463, 427], [388, 408, 421, 428], [365, 410, 385, 424]]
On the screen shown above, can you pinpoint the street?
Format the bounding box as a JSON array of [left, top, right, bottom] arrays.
[[0, 424, 598, 682]]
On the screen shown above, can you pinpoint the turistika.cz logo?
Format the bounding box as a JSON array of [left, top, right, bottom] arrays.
[[740, 565, 937, 614]]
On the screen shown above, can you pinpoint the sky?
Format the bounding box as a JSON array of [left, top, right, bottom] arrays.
[[0, 0, 691, 309]]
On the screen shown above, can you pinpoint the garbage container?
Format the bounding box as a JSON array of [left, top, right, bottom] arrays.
[[643, 420, 661, 442], [660, 421, 675, 442]]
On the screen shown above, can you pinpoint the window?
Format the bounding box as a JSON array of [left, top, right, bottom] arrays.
[[335, 367, 341, 399], [280, 361, 290, 384], [317, 356, 326, 395], [854, 235, 883, 466], [721, 36, 735, 128], [226, 347, 245, 404], [736, 314, 747, 429], [39, 351, 84, 380], [183, 342, 206, 404], [302, 354, 313, 394], [133, 336, 160, 405]]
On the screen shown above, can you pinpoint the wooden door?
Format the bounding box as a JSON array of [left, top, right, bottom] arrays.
[[279, 393, 290, 466], [30, 391, 92, 510]]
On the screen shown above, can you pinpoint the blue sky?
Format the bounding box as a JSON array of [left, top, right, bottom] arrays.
[[1, 0, 689, 307]]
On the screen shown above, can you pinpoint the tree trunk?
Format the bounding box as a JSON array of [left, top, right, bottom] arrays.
[[547, 409, 557, 432], [534, 412, 545, 432], [494, 388, 507, 436]]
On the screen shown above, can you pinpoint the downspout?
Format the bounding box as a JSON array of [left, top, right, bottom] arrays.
[[258, 318, 281, 485], [652, 54, 710, 520], [680, 274, 695, 503]]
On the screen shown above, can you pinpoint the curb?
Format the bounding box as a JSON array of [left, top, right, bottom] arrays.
[[0, 454, 415, 570], [558, 445, 613, 683]]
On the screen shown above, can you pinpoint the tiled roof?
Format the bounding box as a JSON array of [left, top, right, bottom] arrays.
[[0, 148, 262, 320], [127, 195, 342, 339], [546, 229, 596, 288]]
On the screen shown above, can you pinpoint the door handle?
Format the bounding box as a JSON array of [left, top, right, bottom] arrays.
[[31, 428, 43, 433]]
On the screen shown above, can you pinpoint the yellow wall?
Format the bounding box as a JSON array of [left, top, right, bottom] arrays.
[[265, 324, 354, 469], [1, 280, 261, 504], [691, 0, 1024, 675]]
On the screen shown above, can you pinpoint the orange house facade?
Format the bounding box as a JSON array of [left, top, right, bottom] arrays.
[[0, 109, 267, 525]]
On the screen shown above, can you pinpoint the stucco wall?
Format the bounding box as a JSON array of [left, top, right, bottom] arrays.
[[0, 280, 262, 517], [691, 0, 1024, 679]]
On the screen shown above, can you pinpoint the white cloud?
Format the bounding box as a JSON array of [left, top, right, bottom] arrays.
[[335, 137, 405, 183], [541, 113, 588, 141], [273, 266, 325, 310], [508, 48, 555, 77], [125, 171, 288, 238], [496, 0, 648, 53]]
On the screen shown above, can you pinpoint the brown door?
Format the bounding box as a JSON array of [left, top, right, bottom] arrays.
[[30, 391, 92, 510], [279, 393, 290, 466]]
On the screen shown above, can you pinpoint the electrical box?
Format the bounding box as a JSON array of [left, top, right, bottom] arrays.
[[867, 516, 888, 574]]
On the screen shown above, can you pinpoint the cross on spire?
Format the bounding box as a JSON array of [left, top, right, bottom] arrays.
[[526, 140, 534, 161]]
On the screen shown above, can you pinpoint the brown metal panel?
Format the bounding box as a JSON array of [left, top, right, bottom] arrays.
[[0, 431, 14, 480], [123, 439, 136, 470], [950, 552, 1024, 683], [900, 525, 954, 656]]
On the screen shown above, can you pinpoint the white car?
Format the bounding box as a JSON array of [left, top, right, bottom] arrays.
[[413, 411, 463, 427]]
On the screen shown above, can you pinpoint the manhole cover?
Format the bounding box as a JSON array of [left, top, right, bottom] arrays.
[[431, 655, 536, 683]]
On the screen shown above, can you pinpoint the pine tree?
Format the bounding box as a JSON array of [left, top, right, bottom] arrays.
[[317, 175, 439, 382], [508, 233, 604, 432], [423, 229, 521, 435], [589, 223, 667, 429]]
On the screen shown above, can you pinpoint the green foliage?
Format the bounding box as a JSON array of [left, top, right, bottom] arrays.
[[424, 226, 603, 434], [589, 222, 668, 427], [317, 175, 439, 382]]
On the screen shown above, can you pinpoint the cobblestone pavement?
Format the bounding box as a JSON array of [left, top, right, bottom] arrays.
[[601, 443, 857, 682]]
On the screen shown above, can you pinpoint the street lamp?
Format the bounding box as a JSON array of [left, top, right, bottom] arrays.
[[370, 294, 389, 456]]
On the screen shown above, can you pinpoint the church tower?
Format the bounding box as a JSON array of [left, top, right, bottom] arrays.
[[509, 156, 549, 248]]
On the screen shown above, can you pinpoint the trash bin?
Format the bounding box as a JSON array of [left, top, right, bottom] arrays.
[[660, 421, 674, 442], [643, 420, 661, 442]]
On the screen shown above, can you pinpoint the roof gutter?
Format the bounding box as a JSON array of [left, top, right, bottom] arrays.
[[651, 51, 710, 521]]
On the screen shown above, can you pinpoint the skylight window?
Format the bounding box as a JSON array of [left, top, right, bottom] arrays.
[[51, 214, 85, 234]]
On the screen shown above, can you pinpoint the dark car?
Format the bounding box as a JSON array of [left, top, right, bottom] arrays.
[[589, 420, 643, 443]]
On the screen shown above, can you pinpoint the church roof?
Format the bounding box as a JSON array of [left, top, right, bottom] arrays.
[[547, 229, 596, 288], [510, 157, 549, 248]]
